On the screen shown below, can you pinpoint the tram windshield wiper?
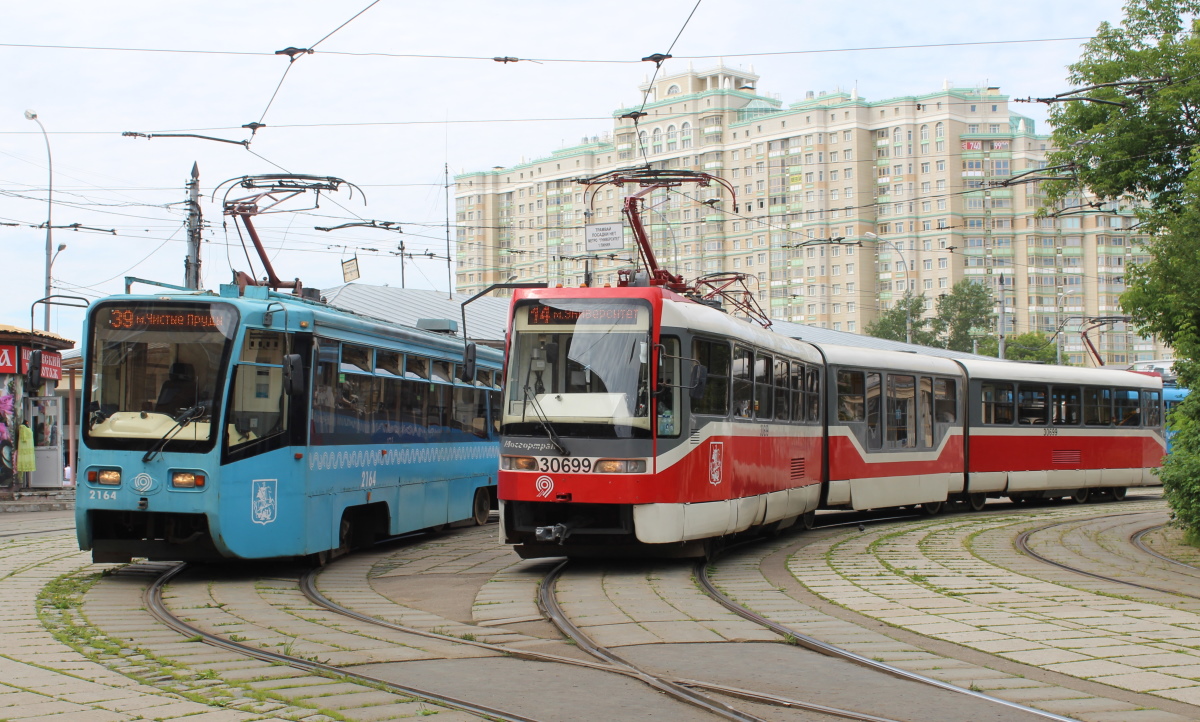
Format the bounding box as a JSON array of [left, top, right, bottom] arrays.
[[142, 403, 209, 463], [523, 384, 570, 457]]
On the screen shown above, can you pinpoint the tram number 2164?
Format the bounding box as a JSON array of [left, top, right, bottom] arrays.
[[360, 470, 377, 488]]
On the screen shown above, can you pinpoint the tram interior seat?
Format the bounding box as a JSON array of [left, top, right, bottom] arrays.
[[155, 363, 197, 414]]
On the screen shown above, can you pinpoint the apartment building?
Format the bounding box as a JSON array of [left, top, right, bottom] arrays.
[[454, 65, 1165, 366]]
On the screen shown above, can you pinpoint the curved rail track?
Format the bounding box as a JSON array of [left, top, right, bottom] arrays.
[[1015, 512, 1200, 601], [1131, 524, 1200, 572], [693, 549, 1075, 722], [144, 562, 541, 722], [303, 552, 909, 721], [132, 499, 1171, 722]]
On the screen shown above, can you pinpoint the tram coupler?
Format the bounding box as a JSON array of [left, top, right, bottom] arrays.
[[535, 523, 573, 544]]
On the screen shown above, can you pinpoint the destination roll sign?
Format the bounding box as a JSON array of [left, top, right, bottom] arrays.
[[526, 303, 639, 325], [103, 306, 225, 331]]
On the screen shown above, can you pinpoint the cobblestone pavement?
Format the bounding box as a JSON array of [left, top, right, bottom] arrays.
[[0, 514, 482, 721], [10, 495, 1200, 721], [764, 495, 1200, 720]]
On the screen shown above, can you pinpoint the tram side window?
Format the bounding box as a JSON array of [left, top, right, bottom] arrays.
[[406, 356, 429, 379], [807, 364, 821, 422], [732, 346, 754, 419], [377, 378, 403, 442], [1115, 388, 1141, 426], [1143, 390, 1162, 427], [1017, 384, 1048, 425], [1051, 386, 1081, 425], [866, 372, 882, 449], [792, 359, 801, 422], [774, 359, 790, 421], [228, 329, 289, 450], [311, 340, 339, 441], [887, 375, 917, 448], [657, 337, 681, 437], [754, 352, 773, 420], [376, 350, 402, 376], [692, 338, 730, 416], [490, 390, 502, 434], [934, 378, 957, 423], [336, 372, 375, 443], [309, 341, 492, 446], [453, 385, 488, 439], [341, 344, 372, 373], [1084, 387, 1113, 426], [401, 376, 430, 439], [981, 382, 1014, 425], [837, 370, 865, 422], [428, 382, 450, 438], [920, 377, 934, 447]]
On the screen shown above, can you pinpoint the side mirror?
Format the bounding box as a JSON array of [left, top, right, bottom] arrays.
[[688, 364, 708, 401], [282, 354, 304, 397], [460, 342, 477, 383], [26, 350, 43, 391]]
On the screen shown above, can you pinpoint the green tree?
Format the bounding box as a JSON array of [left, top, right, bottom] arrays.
[[1047, 0, 1200, 534], [933, 280, 994, 352], [864, 293, 938, 346], [975, 332, 1060, 364]]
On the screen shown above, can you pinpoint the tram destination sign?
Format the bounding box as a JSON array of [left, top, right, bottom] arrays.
[[103, 307, 224, 332], [585, 222, 624, 252], [526, 303, 639, 326]]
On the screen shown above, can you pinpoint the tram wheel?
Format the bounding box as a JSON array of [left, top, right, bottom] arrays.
[[921, 501, 944, 516], [472, 487, 491, 526], [1111, 486, 1127, 502], [967, 492, 987, 512], [801, 510, 817, 530], [334, 517, 353, 558], [703, 537, 725, 562], [1072, 487, 1091, 504]]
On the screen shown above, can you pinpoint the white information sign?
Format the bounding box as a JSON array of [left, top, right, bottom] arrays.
[[585, 222, 625, 252]]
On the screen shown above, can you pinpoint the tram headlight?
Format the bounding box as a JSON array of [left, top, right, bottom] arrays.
[[172, 472, 206, 488], [96, 469, 121, 485], [502, 456, 539, 471], [594, 459, 647, 473]]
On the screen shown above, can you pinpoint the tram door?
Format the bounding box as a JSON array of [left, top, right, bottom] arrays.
[[23, 396, 63, 488]]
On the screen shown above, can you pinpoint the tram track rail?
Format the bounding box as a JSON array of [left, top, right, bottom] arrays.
[[304, 552, 908, 722], [1014, 511, 1200, 601], [0, 526, 75, 538], [140, 505, 1166, 722], [693, 551, 1076, 722], [1130, 524, 1200, 572], [538, 558, 911, 722], [144, 561, 543, 722]]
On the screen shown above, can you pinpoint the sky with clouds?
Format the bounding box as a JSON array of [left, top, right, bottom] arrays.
[[1, 0, 1132, 340]]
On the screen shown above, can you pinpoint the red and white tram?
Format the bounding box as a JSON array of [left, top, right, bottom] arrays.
[[496, 169, 1164, 558], [497, 287, 1164, 558]]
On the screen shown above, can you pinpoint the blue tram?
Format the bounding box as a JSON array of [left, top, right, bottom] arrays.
[[1164, 386, 1189, 454], [76, 284, 502, 562]]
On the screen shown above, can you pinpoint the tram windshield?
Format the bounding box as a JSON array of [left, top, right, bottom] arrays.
[[504, 299, 652, 436], [84, 301, 238, 451]]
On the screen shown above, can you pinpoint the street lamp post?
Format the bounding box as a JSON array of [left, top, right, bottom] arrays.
[[866, 232, 911, 344], [24, 110, 53, 331], [48, 243, 67, 306]]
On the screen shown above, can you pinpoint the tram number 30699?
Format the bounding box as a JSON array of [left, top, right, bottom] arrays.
[[535, 456, 594, 473]]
